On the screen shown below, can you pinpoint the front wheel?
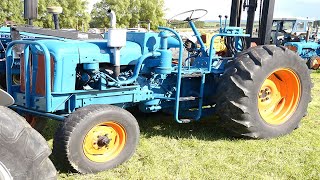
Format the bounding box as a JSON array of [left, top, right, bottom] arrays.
[[215, 45, 312, 139], [53, 105, 140, 174]]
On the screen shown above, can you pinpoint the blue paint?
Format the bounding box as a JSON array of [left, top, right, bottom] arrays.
[[285, 41, 320, 62], [7, 41, 52, 112], [188, 21, 207, 53], [4, 18, 249, 124], [0, 26, 66, 76]]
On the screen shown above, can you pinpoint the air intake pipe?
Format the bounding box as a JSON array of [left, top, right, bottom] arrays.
[[107, 9, 127, 78]]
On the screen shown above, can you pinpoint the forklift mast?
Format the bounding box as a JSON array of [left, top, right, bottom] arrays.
[[230, 0, 275, 47]]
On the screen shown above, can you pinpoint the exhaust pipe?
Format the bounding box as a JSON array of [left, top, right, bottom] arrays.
[[306, 26, 310, 42], [107, 9, 117, 28]]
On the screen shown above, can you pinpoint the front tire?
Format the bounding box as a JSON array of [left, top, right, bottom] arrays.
[[53, 105, 140, 174], [215, 45, 312, 139]]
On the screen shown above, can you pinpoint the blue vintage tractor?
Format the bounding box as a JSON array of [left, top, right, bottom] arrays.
[[271, 18, 320, 70], [271, 18, 314, 45], [4, 9, 312, 174], [285, 40, 320, 69]]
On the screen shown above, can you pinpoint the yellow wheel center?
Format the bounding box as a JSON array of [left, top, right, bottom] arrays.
[[83, 122, 126, 163], [258, 69, 301, 125]]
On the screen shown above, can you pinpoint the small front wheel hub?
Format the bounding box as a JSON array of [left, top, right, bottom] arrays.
[[83, 122, 127, 163], [97, 135, 111, 147]]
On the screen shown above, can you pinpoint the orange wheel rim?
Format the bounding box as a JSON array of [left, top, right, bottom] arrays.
[[83, 122, 127, 163], [258, 68, 301, 125]]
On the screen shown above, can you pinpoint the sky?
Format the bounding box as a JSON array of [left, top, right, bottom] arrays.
[[87, 0, 319, 20]]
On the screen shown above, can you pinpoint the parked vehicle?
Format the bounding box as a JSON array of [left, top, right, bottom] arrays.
[[271, 18, 313, 45], [4, 8, 312, 174]]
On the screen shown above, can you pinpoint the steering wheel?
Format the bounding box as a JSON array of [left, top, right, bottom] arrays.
[[168, 9, 208, 25]]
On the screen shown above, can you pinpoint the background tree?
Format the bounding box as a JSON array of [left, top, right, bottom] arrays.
[[90, 0, 131, 28], [90, 0, 166, 30], [0, 0, 24, 24], [0, 0, 90, 31], [57, 0, 91, 31], [139, 0, 165, 30], [33, 0, 60, 28], [129, 0, 141, 28]]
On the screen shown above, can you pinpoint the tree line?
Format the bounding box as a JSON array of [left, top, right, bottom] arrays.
[[0, 0, 90, 30], [0, 0, 205, 31]]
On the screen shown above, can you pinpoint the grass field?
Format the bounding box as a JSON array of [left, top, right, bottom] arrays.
[[43, 71, 320, 180]]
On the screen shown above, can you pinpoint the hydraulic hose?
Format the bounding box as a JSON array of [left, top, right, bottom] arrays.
[[108, 51, 161, 86]]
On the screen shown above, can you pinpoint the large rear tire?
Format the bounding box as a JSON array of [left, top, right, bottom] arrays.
[[53, 105, 140, 174], [0, 106, 57, 180], [215, 45, 312, 139]]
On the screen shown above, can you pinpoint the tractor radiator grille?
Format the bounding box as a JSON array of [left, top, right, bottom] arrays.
[[20, 54, 54, 96]]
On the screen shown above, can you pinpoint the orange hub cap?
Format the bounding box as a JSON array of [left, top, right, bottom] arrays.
[[258, 69, 301, 125], [83, 122, 127, 163]]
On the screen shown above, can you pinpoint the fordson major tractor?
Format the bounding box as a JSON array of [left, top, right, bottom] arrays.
[[271, 18, 314, 45], [270, 18, 320, 69], [283, 22, 320, 70], [3, 0, 312, 174], [285, 40, 320, 69]]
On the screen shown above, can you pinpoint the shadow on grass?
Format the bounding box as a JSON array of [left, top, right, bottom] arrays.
[[130, 110, 235, 141], [41, 120, 61, 141], [44, 109, 235, 174], [41, 110, 234, 142]]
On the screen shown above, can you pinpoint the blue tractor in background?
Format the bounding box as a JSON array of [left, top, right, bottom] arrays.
[[283, 23, 320, 70], [271, 18, 314, 45], [270, 18, 320, 70], [285, 41, 320, 69]]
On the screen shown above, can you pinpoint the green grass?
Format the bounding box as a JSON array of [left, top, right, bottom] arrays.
[[43, 71, 320, 180]]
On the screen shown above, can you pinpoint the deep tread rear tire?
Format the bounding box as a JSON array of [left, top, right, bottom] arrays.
[[0, 106, 57, 180], [53, 104, 140, 174], [215, 45, 312, 139]]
